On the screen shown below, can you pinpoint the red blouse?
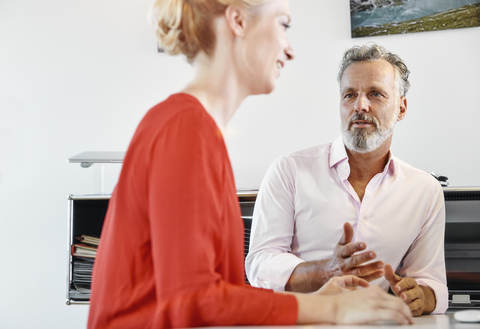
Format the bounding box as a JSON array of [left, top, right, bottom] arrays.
[[87, 93, 297, 328]]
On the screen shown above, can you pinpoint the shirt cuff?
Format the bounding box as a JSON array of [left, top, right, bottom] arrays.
[[256, 253, 305, 291], [416, 279, 449, 314]]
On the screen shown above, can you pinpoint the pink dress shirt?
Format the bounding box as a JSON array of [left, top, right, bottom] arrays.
[[245, 135, 448, 314]]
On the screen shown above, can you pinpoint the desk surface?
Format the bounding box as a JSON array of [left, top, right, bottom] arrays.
[[199, 314, 479, 328]]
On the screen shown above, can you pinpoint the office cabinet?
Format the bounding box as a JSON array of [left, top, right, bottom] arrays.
[[66, 195, 109, 304], [443, 187, 480, 308], [66, 190, 258, 305]]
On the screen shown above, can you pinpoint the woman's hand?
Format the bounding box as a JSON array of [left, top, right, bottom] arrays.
[[315, 275, 369, 295], [294, 283, 413, 325], [332, 285, 414, 325]]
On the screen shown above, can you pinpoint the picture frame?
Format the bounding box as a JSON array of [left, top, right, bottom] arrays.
[[350, 0, 480, 38]]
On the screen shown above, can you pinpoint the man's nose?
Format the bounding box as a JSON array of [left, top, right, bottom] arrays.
[[354, 94, 369, 113]]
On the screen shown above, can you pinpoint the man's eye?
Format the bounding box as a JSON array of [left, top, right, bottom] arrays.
[[372, 92, 381, 97], [282, 23, 291, 30], [345, 94, 353, 98]]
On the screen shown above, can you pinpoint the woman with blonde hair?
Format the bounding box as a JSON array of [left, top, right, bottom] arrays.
[[87, 0, 413, 327]]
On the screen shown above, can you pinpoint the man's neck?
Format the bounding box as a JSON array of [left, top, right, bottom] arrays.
[[346, 139, 392, 201]]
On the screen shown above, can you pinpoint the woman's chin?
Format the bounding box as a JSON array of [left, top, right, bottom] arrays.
[[252, 82, 276, 96]]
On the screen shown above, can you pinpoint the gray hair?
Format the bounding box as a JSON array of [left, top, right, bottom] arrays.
[[337, 43, 411, 97]]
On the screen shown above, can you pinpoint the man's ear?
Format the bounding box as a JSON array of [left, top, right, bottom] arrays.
[[397, 97, 407, 122], [224, 5, 248, 38]]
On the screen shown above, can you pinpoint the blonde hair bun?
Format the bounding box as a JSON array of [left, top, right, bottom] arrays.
[[149, 0, 269, 62], [150, 0, 185, 56]]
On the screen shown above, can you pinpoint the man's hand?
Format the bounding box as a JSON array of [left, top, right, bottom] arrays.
[[328, 222, 384, 281], [285, 222, 384, 293], [384, 263, 436, 316]]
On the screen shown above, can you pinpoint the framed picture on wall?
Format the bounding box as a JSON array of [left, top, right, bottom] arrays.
[[350, 0, 480, 38]]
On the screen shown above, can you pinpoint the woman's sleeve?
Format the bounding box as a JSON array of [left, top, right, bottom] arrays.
[[147, 110, 297, 327]]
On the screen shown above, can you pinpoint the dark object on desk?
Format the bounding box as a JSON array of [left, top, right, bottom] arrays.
[[431, 172, 449, 187], [444, 187, 480, 309]]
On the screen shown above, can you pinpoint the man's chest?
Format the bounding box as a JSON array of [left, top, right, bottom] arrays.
[[291, 182, 428, 261]]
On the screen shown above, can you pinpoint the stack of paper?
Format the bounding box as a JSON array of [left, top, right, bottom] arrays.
[[70, 235, 100, 300]]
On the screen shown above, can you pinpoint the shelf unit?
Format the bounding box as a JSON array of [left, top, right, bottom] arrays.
[[67, 194, 110, 305], [66, 151, 258, 305], [66, 191, 258, 305], [67, 152, 123, 305]]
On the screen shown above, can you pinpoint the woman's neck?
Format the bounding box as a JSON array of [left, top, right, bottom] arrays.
[[181, 50, 248, 133]]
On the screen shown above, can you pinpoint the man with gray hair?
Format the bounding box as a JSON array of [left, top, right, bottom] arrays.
[[245, 43, 448, 316]]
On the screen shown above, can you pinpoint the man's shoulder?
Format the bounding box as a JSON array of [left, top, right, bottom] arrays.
[[267, 142, 332, 176], [392, 156, 428, 176], [264, 142, 333, 187], [285, 142, 333, 160], [392, 156, 441, 188]]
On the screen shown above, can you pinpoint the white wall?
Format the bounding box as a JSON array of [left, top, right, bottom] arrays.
[[0, 0, 479, 328]]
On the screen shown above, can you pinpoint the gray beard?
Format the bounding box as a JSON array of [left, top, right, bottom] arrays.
[[342, 114, 396, 154]]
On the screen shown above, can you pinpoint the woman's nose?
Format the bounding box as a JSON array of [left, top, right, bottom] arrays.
[[285, 44, 295, 61]]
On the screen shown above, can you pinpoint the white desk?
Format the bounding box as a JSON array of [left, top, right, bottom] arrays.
[[202, 314, 479, 328]]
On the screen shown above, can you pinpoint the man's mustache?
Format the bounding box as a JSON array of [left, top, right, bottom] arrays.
[[347, 113, 378, 129]]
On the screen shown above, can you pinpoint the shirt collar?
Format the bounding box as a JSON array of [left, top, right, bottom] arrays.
[[329, 134, 397, 176], [386, 153, 396, 175], [329, 135, 349, 169]]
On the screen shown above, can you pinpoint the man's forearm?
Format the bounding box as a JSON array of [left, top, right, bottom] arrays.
[[420, 285, 436, 314], [285, 259, 334, 293]]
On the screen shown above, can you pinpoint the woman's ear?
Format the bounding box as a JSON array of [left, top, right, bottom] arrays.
[[224, 5, 248, 38]]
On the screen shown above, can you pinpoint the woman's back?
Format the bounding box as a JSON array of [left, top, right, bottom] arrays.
[[88, 93, 297, 328]]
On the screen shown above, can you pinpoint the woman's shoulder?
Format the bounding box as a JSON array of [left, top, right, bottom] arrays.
[[140, 93, 212, 130], [149, 93, 205, 118], [132, 93, 221, 148]]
